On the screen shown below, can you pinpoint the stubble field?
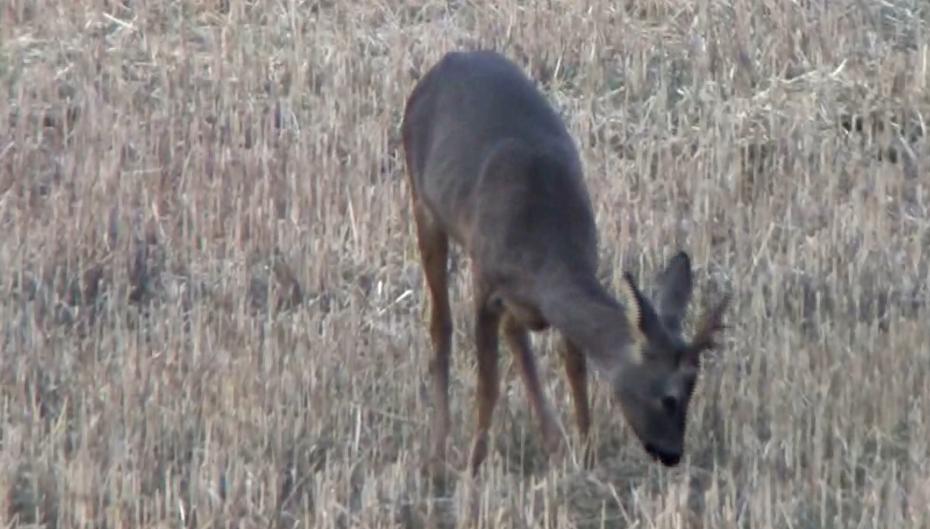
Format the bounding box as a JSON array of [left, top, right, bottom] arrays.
[[1, 1, 929, 527]]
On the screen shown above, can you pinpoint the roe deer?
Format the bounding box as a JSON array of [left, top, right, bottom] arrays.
[[401, 50, 729, 480]]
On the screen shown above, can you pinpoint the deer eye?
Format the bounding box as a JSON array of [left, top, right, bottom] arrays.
[[661, 395, 678, 414]]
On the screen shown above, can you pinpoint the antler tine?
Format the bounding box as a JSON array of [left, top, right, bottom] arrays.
[[690, 293, 732, 354]]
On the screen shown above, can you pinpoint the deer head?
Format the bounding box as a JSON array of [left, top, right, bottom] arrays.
[[611, 252, 730, 466]]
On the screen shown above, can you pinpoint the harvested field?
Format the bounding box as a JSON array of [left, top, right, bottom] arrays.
[[1, 1, 928, 527]]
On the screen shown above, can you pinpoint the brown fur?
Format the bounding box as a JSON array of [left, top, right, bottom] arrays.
[[401, 50, 729, 481]]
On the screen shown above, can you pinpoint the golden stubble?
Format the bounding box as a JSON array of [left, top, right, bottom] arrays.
[[0, 1, 927, 527]]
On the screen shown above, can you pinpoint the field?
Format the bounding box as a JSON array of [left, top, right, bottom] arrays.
[[1, 0, 929, 527]]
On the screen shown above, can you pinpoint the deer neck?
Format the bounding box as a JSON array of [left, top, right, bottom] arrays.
[[539, 272, 636, 378]]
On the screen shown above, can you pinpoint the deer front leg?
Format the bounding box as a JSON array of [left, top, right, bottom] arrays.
[[502, 313, 562, 458], [469, 288, 503, 476], [412, 207, 453, 485], [561, 337, 593, 467]]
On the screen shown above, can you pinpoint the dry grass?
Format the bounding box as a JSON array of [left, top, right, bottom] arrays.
[[1, 0, 929, 527]]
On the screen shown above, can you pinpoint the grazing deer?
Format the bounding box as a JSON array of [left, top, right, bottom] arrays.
[[401, 50, 729, 480]]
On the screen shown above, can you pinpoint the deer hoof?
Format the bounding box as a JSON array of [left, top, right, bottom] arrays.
[[469, 432, 490, 475]]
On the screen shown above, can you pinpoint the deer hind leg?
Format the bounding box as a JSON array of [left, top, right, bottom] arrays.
[[468, 280, 503, 476], [560, 337, 593, 467], [502, 313, 562, 458], [412, 206, 453, 482]]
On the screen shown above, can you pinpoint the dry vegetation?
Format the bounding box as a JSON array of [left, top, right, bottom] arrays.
[[1, 0, 929, 527]]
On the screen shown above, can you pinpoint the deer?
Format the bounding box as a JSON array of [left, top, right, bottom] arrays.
[[401, 50, 730, 482]]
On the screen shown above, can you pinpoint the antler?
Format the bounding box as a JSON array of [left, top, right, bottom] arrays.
[[689, 293, 731, 355]]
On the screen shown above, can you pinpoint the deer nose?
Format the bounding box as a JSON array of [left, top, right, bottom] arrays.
[[644, 443, 682, 467], [658, 450, 681, 466]]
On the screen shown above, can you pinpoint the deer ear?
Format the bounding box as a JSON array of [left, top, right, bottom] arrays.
[[619, 273, 648, 362], [656, 251, 693, 334]]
